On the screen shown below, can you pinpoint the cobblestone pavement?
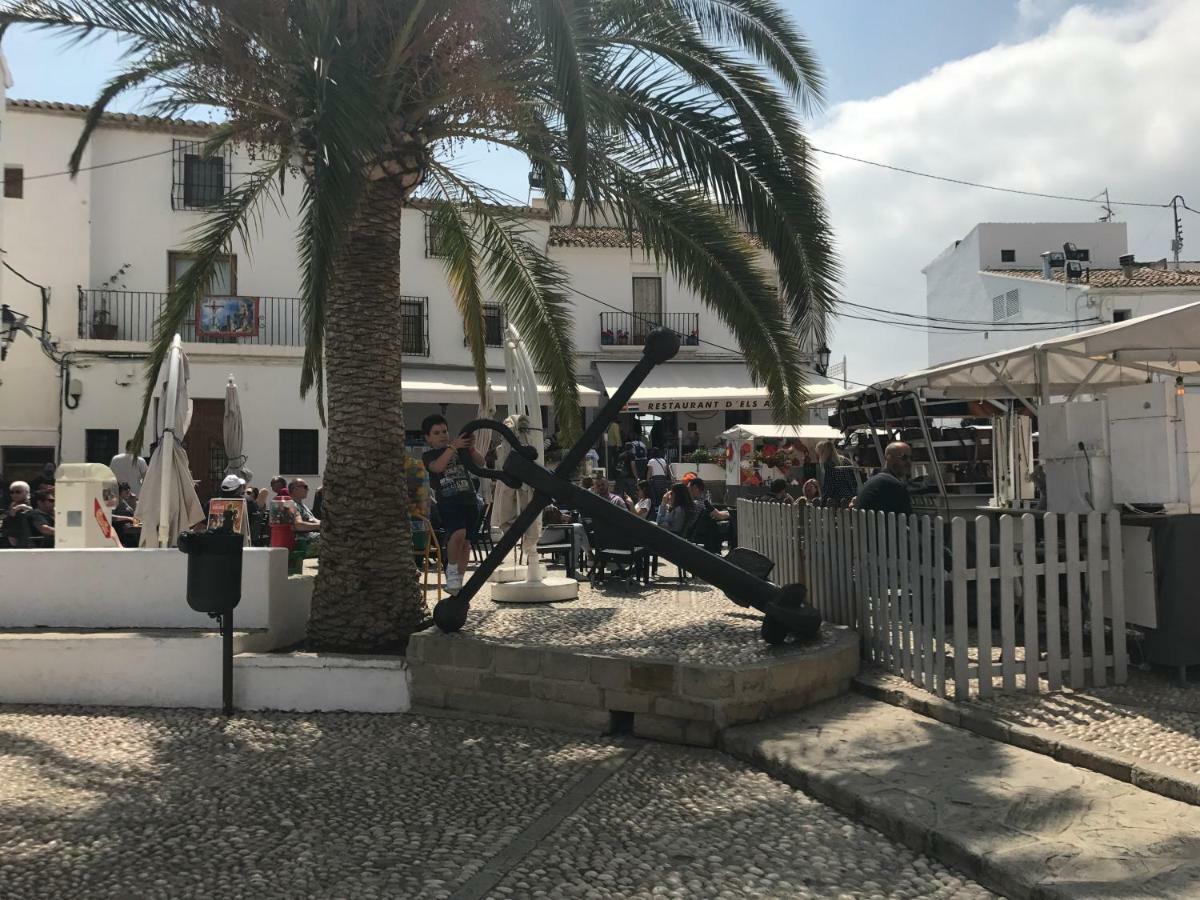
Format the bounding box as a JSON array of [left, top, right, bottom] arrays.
[[448, 563, 836, 666], [0, 706, 992, 899]]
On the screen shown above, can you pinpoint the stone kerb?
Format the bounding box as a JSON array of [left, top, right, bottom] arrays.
[[406, 626, 859, 747]]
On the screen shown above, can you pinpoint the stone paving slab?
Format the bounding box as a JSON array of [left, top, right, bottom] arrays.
[[0, 704, 993, 899], [721, 693, 1200, 899]]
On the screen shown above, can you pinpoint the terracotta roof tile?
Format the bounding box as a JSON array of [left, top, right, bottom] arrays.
[[984, 267, 1200, 288], [548, 226, 643, 248], [9, 98, 217, 134]]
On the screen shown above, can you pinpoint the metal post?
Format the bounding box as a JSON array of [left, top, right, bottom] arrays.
[[222, 610, 234, 716]]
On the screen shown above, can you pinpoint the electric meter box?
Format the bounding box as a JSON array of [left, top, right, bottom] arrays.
[[1040, 399, 1111, 514], [54, 463, 121, 549]]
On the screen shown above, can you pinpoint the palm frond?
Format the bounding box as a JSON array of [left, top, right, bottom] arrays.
[[593, 163, 810, 423], [530, 0, 595, 219], [664, 0, 825, 111], [425, 170, 490, 399]]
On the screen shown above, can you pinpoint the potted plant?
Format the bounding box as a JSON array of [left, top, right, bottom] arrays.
[[601, 328, 614, 345], [91, 262, 130, 340], [616, 329, 629, 345], [687, 329, 700, 346], [90, 306, 118, 340]]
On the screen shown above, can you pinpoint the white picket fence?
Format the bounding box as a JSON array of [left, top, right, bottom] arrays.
[[738, 500, 1128, 699], [736, 499, 804, 586]]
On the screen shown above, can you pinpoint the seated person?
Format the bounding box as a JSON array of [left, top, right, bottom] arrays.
[[111, 482, 140, 546], [590, 476, 628, 511], [28, 490, 55, 546], [633, 481, 653, 518], [288, 478, 321, 543], [404, 452, 432, 551], [1, 480, 34, 548], [657, 483, 696, 536], [685, 477, 729, 553], [765, 478, 794, 504]]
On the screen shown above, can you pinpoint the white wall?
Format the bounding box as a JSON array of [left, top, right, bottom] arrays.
[[974, 222, 1128, 270], [0, 547, 293, 629], [921, 221, 1197, 366]]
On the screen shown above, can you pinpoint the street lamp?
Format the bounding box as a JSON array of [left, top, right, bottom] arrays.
[[1, 304, 31, 361], [814, 344, 832, 377]]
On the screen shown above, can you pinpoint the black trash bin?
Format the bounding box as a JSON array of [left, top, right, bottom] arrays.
[[178, 520, 243, 714]]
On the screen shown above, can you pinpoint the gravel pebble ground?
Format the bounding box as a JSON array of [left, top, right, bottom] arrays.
[[456, 564, 838, 666], [870, 665, 1200, 779], [0, 706, 992, 899], [969, 669, 1200, 776]]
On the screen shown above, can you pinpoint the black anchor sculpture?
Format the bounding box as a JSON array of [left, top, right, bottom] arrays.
[[431, 328, 822, 645]]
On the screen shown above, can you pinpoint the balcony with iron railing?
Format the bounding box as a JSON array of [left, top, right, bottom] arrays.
[[598, 311, 699, 348], [76, 288, 431, 356]]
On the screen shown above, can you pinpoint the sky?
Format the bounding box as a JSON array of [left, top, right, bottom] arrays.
[[3, 0, 1195, 383]]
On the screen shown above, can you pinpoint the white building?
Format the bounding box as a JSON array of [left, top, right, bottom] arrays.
[[0, 99, 827, 498], [924, 221, 1200, 366]]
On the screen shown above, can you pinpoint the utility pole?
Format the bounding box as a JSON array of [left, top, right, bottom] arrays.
[[1171, 195, 1185, 268]]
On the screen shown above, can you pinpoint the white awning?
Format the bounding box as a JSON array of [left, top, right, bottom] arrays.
[[403, 368, 601, 407], [595, 361, 843, 413], [720, 424, 843, 442], [812, 302, 1200, 405]]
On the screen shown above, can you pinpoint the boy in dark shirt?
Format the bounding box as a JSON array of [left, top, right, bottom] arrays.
[[421, 414, 485, 592]]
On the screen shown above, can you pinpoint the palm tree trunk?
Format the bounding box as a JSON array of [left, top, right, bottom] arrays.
[[307, 178, 426, 651]]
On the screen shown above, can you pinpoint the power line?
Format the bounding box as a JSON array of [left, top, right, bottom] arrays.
[[834, 309, 1100, 334], [840, 299, 1101, 328], [808, 146, 1172, 209], [23, 145, 177, 181]]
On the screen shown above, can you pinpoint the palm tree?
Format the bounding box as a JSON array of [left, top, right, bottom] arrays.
[[4, 0, 839, 651]]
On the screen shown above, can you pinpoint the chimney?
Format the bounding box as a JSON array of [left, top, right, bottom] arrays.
[[1041, 252, 1053, 280], [1119, 253, 1135, 279]]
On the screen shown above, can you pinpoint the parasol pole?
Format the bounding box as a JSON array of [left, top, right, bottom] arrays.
[[158, 335, 183, 547]]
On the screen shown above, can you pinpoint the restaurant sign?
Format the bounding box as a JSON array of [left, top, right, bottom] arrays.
[[623, 397, 770, 413]]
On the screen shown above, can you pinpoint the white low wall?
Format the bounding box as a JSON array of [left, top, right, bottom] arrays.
[[234, 653, 410, 713], [0, 548, 292, 630], [0, 630, 238, 708]]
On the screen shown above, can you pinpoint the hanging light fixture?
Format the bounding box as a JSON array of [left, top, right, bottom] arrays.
[[0, 304, 31, 361], [814, 344, 832, 376]]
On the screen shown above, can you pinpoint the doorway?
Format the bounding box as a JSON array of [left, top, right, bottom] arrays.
[[184, 398, 226, 502]]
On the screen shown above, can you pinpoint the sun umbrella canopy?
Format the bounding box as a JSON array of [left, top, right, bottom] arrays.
[[223, 375, 252, 482], [136, 335, 204, 547]]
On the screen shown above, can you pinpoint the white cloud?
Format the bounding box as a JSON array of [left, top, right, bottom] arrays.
[[812, 0, 1200, 383]]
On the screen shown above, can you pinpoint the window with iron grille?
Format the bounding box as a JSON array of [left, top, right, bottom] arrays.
[[424, 213, 448, 258], [465, 304, 504, 347], [279, 429, 319, 475], [85, 429, 119, 465], [172, 139, 231, 210], [400, 295, 429, 356], [1078, 248, 1090, 262], [1000, 249, 1015, 263]]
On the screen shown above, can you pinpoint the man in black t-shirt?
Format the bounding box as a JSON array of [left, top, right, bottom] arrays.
[[422, 414, 485, 592], [29, 490, 55, 545], [854, 442, 914, 516]]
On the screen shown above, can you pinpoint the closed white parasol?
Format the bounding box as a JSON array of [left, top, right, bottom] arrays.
[[136, 335, 205, 547]]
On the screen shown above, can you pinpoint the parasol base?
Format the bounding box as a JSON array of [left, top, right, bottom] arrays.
[[488, 564, 547, 584], [491, 577, 578, 604]]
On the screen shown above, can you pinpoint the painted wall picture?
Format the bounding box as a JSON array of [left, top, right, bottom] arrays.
[[196, 296, 259, 338]]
